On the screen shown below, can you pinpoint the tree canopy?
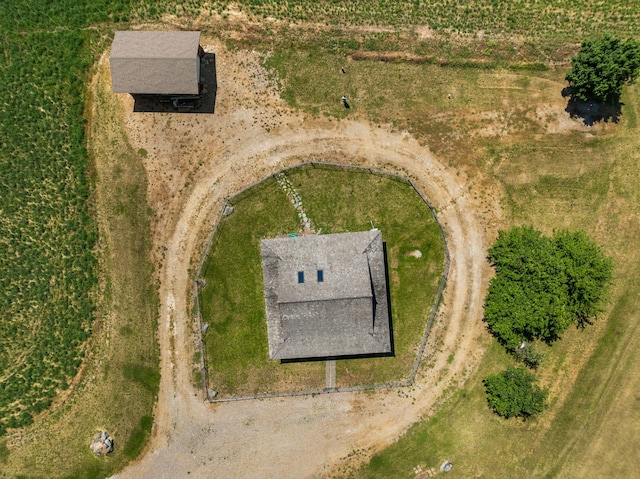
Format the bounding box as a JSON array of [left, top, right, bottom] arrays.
[[484, 226, 613, 351], [565, 35, 640, 103], [484, 366, 547, 420]]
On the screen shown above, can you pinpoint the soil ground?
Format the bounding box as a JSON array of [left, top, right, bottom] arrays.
[[110, 38, 499, 478]]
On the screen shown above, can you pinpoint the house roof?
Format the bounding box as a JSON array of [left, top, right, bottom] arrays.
[[260, 230, 392, 360], [110, 31, 201, 95]]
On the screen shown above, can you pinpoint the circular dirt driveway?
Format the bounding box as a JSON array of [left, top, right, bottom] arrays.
[[111, 41, 497, 478]]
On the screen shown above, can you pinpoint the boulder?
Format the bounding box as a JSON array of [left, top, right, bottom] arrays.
[[90, 431, 114, 455]]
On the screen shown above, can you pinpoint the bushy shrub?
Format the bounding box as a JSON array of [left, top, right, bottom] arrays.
[[484, 366, 547, 420]]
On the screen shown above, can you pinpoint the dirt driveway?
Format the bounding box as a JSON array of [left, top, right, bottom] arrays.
[[110, 39, 498, 478]]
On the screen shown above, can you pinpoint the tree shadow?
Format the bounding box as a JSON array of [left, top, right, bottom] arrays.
[[132, 52, 218, 113], [562, 87, 622, 126]]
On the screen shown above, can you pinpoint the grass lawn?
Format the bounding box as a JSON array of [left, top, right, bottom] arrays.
[[199, 166, 445, 396], [199, 177, 326, 395]]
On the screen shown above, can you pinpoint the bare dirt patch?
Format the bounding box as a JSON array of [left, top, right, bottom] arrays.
[[110, 37, 499, 478]]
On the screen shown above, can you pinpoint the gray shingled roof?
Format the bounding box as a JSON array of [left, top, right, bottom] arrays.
[[261, 230, 392, 360], [110, 31, 201, 95]]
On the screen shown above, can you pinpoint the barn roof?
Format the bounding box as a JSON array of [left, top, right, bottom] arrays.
[[260, 230, 392, 360], [110, 31, 201, 95]]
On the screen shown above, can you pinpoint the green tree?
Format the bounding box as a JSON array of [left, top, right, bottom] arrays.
[[553, 230, 614, 327], [483, 367, 547, 419], [565, 35, 640, 103], [484, 226, 612, 351]]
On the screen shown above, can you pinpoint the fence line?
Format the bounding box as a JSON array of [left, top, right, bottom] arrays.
[[406, 179, 451, 385], [205, 380, 411, 404], [193, 198, 229, 397], [193, 162, 449, 402]]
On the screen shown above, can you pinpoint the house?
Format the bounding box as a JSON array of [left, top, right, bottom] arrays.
[[110, 31, 203, 96], [260, 230, 392, 360]]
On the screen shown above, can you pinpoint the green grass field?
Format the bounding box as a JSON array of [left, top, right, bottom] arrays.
[[0, 29, 99, 436], [199, 167, 445, 395], [338, 56, 640, 479], [200, 177, 326, 395]]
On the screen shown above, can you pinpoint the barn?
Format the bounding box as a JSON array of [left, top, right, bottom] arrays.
[[110, 31, 204, 101], [260, 230, 392, 361]]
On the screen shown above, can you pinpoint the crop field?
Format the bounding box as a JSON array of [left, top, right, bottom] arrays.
[[199, 167, 445, 396], [0, 30, 98, 435], [0, 0, 142, 439], [138, 0, 640, 40], [0, 0, 126, 437], [0, 2, 158, 477], [1, 0, 640, 477], [0, 40, 159, 479]]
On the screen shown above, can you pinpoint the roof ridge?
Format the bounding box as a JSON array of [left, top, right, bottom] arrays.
[[260, 242, 283, 261], [361, 229, 382, 255]]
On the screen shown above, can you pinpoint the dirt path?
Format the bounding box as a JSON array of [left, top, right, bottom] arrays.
[[110, 40, 498, 478]]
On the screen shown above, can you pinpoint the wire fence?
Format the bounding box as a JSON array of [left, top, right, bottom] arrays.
[[192, 161, 450, 402]]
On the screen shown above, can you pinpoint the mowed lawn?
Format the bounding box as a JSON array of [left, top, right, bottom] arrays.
[[199, 167, 445, 396], [199, 178, 326, 395]]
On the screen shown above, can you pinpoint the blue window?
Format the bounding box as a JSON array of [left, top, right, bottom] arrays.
[[298, 271, 304, 283], [317, 270, 324, 282]]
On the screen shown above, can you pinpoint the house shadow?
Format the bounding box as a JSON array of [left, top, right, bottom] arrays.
[[280, 350, 395, 364], [562, 87, 622, 126], [132, 52, 218, 113]]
